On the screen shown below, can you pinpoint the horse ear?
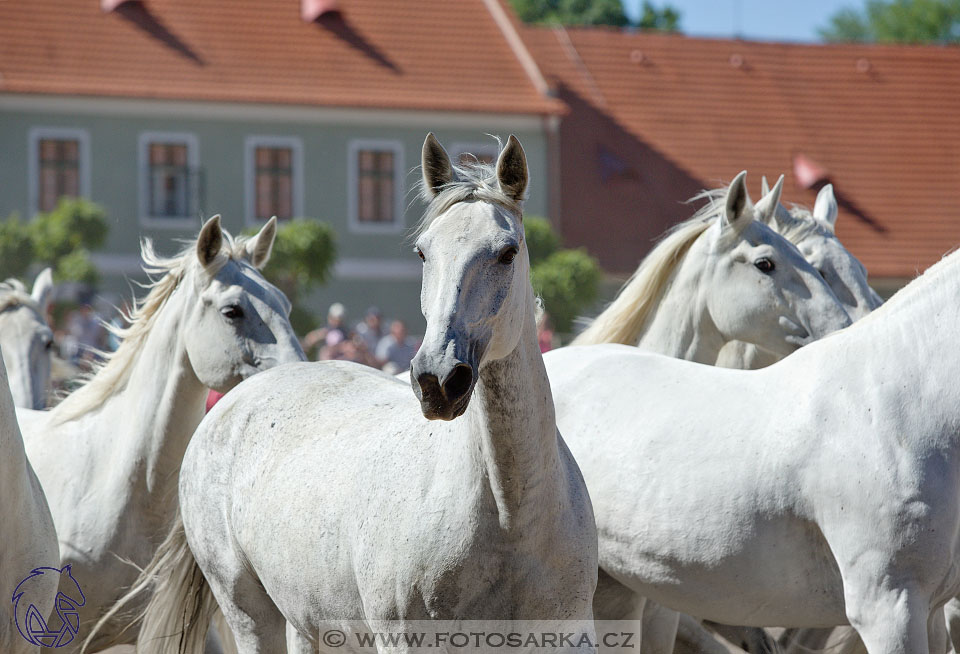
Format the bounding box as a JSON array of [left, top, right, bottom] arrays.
[[813, 184, 838, 231], [760, 176, 770, 197], [722, 171, 749, 228], [754, 175, 784, 223], [421, 133, 454, 197], [245, 216, 277, 269], [31, 267, 53, 314], [197, 215, 224, 268], [497, 135, 528, 205]]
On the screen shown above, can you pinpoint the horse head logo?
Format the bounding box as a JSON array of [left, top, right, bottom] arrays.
[[12, 565, 85, 648]]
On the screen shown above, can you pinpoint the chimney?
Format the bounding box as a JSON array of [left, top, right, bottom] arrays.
[[793, 153, 828, 189], [302, 0, 340, 21], [102, 0, 134, 11]]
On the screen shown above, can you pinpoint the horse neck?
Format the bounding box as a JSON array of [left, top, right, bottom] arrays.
[[465, 292, 560, 531], [100, 285, 207, 506], [0, 365, 31, 507], [637, 251, 724, 363]]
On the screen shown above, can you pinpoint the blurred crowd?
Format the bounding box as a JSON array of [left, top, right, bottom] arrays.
[[45, 300, 557, 390], [302, 303, 419, 374]]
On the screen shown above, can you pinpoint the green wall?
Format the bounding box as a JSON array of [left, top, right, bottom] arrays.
[[0, 101, 550, 336]]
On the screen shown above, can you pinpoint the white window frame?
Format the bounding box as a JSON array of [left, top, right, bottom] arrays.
[[449, 142, 498, 167], [28, 127, 91, 217], [138, 131, 200, 229], [244, 135, 304, 226], [347, 139, 405, 234]]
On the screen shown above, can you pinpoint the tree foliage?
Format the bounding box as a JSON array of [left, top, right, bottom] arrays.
[[820, 0, 960, 43], [509, 0, 681, 30], [0, 198, 108, 283], [246, 219, 337, 334], [525, 216, 602, 333]]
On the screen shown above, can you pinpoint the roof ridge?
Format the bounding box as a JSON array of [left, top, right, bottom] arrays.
[[551, 24, 606, 107], [481, 0, 551, 97]]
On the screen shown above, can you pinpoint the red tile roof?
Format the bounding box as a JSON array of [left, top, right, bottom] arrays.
[[0, 0, 560, 115], [526, 26, 960, 278]]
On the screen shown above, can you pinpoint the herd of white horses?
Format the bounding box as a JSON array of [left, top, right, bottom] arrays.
[[2, 132, 960, 654]]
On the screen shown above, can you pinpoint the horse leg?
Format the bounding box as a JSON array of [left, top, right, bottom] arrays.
[[844, 585, 929, 654], [201, 565, 287, 654], [944, 599, 960, 654], [639, 601, 678, 654], [930, 606, 949, 654], [285, 622, 315, 654], [674, 614, 745, 654]]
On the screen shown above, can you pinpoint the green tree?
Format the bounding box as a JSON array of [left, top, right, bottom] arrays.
[[820, 0, 960, 43], [246, 219, 337, 334], [0, 198, 108, 283], [0, 215, 35, 280], [525, 216, 602, 333], [509, 0, 681, 30], [637, 0, 680, 31]]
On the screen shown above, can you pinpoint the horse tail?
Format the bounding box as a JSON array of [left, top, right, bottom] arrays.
[[82, 507, 217, 654]]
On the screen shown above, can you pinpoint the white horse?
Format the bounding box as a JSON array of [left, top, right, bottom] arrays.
[[0, 351, 59, 654], [545, 246, 960, 654], [17, 216, 304, 652], [571, 173, 849, 654], [0, 268, 54, 409], [717, 181, 883, 370], [103, 134, 598, 653], [572, 172, 851, 362]]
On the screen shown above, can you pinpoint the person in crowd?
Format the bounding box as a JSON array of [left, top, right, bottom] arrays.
[[355, 306, 384, 354], [376, 319, 418, 373], [303, 302, 349, 360], [65, 304, 106, 365], [537, 311, 556, 353]]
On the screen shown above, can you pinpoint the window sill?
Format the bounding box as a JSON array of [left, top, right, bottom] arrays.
[[139, 216, 201, 230]]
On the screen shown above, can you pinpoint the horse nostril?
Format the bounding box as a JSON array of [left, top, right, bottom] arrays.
[[415, 373, 441, 400], [442, 364, 473, 402]]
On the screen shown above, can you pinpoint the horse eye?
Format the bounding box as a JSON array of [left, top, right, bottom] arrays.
[[416, 248, 425, 262], [221, 305, 244, 320], [44, 340, 54, 351], [754, 258, 775, 273], [499, 247, 518, 265]]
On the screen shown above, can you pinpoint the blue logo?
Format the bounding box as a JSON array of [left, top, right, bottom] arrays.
[[12, 565, 85, 648]]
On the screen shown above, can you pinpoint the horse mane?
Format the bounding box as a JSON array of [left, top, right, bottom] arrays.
[[572, 187, 735, 346], [771, 204, 835, 244], [0, 278, 40, 314], [414, 148, 523, 240], [50, 229, 251, 425]]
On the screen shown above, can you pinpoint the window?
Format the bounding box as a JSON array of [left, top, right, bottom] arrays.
[[139, 132, 199, 226], [348, 140, 404, 233], [245, 137, 303, 224], [28, 128, 90, 215], [450, 143, 497, 168]]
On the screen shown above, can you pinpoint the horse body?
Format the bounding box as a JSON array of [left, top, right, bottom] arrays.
[[0, 354, 59, 654], [18, 218, 304, 652], [547, 250, 960, 652], [0, 269, 54, 409], [115, 135, 597, 653], [187, 351, 592, 635]]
